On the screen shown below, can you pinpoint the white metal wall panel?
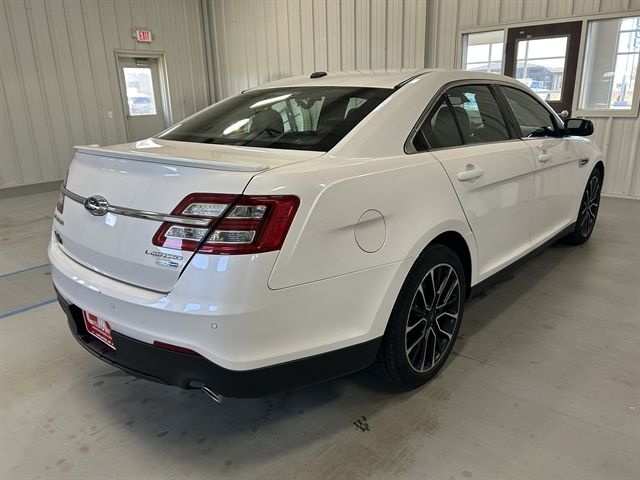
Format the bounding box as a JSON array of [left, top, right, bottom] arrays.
[[209, 0, 429, 99], [426, 0, 640, 197], [0, 0, 208, 189], [520, 0, 546, 20]]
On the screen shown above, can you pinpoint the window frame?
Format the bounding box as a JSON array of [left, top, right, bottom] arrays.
[[461, 29, 506, 74], [405, 80, 521, 154], [574, 15, 640, 118], [458, 13, 640, 119]]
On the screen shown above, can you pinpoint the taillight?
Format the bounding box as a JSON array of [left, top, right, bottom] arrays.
[[152, 193, 299, 255], [56, 191, 65, 214], [56, 173, 68, 214]]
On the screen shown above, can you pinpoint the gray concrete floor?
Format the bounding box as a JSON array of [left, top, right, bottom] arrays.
[[1, 191, 639, 480]]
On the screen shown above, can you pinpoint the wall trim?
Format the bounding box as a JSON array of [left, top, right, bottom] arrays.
[[602, 193, 640, 201], [0, 180, 62, 199]]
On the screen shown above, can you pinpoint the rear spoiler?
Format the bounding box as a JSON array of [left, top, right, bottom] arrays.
[[74, 145, 270, 173]]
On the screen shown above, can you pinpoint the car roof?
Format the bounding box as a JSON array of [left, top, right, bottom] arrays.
[[245, 69, 524, 91]]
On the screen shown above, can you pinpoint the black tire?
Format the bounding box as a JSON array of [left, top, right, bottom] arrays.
[[563, 168, 602, 245], [373, 244, 466, 388]]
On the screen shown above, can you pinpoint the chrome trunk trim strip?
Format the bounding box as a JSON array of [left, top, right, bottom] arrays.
[[60, 186, 212, 226]]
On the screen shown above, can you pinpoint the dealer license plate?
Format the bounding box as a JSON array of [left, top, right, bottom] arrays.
[[82, 311, 115, 350]]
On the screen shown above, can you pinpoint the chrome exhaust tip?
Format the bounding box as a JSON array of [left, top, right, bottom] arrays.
[[201, 385, 224, 404]]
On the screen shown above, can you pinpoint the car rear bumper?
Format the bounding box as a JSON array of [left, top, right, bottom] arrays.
[[58, 291, 381, 398], [49, 236, 410, 371]]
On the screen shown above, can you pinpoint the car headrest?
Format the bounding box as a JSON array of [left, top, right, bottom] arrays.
[[250, 109, 284, 136]]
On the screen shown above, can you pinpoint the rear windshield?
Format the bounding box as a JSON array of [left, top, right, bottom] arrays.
[[157, 86, 392, 151]]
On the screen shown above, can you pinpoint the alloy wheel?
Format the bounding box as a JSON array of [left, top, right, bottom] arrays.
[[580, 175, 600, 237], [405, 263, 461, 373]]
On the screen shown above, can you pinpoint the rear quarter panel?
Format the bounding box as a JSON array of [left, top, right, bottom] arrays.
[[245, 153, 476, 290]]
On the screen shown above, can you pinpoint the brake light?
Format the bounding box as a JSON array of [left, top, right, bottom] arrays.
[[56, 191, 65, 214], [56, 173, 68, 214], [152, 193, 299, 255]]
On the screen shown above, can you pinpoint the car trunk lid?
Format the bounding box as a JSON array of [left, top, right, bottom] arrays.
[[54, 139, 321, 292]]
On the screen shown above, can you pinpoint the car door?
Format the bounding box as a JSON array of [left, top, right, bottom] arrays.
[[412, 84, 536, 281], [499, 85, 581, 247]]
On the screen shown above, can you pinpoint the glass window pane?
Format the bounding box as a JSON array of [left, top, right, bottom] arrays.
[[579, 16, 640, 110], [489, 62, 503, 74], [157, 87, 392, 151], [490, 42, 503, 62], [515, 37, 568, 101], [620, 17, 640, 30], [467, 44, 491, 63], [517, 37, 568, 60], [617, 32, 640, 54], [345, 96, 368, 117], [123, 67, 156, 116], [462, 30, 504, 74], [416, 96, 463, 150], [445, 85, 510, 144], [501, 86, 557, 138], [612, 53, 638, 107]]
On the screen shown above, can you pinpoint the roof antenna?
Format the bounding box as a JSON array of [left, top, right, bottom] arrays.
[[310, 71, 327, 79]]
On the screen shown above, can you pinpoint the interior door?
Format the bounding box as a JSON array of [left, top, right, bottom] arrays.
[[418, 85, 536, 281], [504, 21, 582, 116], [117, 56, 167, 141], [499, 85, 581, 247]]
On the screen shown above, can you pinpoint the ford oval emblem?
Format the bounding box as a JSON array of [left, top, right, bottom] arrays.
[[84, 195, 109, 216]]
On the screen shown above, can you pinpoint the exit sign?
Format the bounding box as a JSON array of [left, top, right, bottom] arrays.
[[135, 29, 152, 43]]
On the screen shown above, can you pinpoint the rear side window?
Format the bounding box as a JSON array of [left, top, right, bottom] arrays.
[[445, 85, 510, 144], [413, 84, 511, 151], [501, 86, 559, 138], [414, 95, 464, 150], [157, 86, 392, 152]]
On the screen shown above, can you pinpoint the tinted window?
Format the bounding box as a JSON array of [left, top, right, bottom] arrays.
[[158, 87, 392, 151], [445, 85, 510, 144], [414, 96, 463, 150], [501, 86, 558, 137]]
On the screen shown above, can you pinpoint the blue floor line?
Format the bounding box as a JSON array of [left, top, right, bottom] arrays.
[[0, 262, 50, 279], [0, 298, 57, 319]]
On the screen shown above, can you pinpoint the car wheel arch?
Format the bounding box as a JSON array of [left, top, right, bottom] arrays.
[[594, 160, 605, 180], [421, 231, 473, 300], [403, 224, 476, 298]]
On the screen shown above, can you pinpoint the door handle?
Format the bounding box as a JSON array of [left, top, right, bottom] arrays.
[[457, 168, 484, 182], [538, 153, 552, 163]]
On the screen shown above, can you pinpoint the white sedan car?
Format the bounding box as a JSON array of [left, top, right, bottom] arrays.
[[50, 69, 603, 401]]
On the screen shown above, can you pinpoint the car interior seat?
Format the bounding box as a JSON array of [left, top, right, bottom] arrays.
[[250, 109, 284, 138]]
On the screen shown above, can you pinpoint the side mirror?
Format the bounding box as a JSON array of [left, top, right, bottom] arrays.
[[565, 118, 594, 136]]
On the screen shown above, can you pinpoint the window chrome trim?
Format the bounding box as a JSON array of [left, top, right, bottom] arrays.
[[60, 185, 212, 227]]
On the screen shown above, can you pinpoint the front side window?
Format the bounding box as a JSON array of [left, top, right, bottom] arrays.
[[501, 86, 558, 138], [158, 87, 392, 151], [445, 85, 510, 144], [579, 16, 640, 112]]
